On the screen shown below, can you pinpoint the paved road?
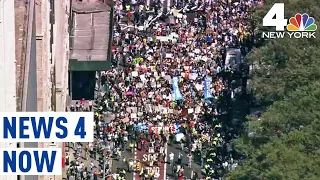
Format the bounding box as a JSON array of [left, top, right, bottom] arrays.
[[25, 1, 37, 112], [135, 139, 166, 180], [64, 143, 109, 180], [109, 137, 204, 180], [110, 138, 166, 180], [24, 6, 38, 180], [166, 143, 203, 179], [64, 101, 110, 180], [111, 142, 134, 180]]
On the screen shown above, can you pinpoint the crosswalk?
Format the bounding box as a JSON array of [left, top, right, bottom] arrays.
[[134, 140, 167, 180]]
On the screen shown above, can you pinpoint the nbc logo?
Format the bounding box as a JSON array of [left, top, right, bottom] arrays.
[[261, 3, 317, 39], [287, 13, 317, 31]]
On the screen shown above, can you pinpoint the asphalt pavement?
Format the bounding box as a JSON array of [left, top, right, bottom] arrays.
[[23, 10, 38, 180], [166, 142, 203, 179], [111, 138, 166, 180], [135, 139, 166, 180], [111, 142, 134, 180], [117, 138, 204, 180]]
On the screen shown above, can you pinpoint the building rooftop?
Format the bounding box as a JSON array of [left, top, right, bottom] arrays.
[[69, 0, 111, 61], [72, 0, 111, 13]]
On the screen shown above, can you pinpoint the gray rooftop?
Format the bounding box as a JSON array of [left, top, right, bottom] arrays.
[[70, 1, 111, 61]]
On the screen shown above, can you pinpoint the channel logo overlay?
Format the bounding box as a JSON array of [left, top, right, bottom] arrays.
[[287, 13, 317, 31], [262, 3, 317, 38]]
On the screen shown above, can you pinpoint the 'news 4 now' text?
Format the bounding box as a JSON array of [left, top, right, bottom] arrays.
[[0, 112, 94, 175], [0, 148, 62, 175]]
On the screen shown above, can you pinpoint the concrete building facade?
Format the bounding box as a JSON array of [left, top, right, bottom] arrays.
[[0, 0, 18, 180], [36, 0, 71, 180], [0, 0, 70, 179], [36, 0, 70, 112], [53, 0, 71, 113], [36, 0, 52, 112]]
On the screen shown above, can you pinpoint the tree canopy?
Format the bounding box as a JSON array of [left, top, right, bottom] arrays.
[[226, 0, 320, 179], [248, 0, 320, 101]]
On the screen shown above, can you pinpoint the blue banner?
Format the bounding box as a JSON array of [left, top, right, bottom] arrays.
[[135, 123, 149, 132], [204, 76, 214, 99], [172, 77, 184, 100], [172, 123, 182, 133]]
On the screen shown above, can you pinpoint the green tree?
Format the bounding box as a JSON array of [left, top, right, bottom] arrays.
[[247, 0, 320, 102], [228, 81, 320, 180], [226, 0, 320, 179]]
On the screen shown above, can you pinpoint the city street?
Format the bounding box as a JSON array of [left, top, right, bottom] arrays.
[[65, 102, 112, 180], [111, 142, 134, 180], [135, 139, 166, 180], [111, 138, 167, 180], [64, 143, 110, 180], [110, 136, 204, 180], [167, 143, 203, 179]]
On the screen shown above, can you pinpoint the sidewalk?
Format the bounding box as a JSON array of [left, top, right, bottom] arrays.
[[63, 72, 112, 179], [64, 94, 112, 179]]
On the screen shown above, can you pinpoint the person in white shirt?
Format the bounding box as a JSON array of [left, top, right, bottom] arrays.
[[187, 154, 193, 167], [169, 152, 174, 165], [88, 100, 93, 111], [90, 162, 94, 171], [154, 172, 160, 179], [177, 152, 183, 164]]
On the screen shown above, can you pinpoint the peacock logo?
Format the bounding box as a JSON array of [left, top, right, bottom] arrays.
[[287, 13, 317, 31]]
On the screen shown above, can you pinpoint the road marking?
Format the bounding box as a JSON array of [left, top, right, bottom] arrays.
[[133, 148, 137, 180], [109, 158, 113, 180], [163, 143, 167, 180], [75, 13, 77, 27]]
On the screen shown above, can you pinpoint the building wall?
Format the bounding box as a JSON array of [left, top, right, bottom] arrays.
[[36, 1, 53, 180], [53, 0, 70, 112], [14, 0, 29, 111], [0, 0, 69, 179], [36, 0, 52, 112], [36, 0, 70, 112], [52, 1, 71, 179], [36, 0, 70, 180], [0, 0, 18, 180]]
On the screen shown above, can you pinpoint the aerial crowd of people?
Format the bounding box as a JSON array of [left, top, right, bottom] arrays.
[[65, 0, 262, 179]]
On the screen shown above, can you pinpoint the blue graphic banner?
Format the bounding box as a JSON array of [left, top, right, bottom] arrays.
[[172, 77, 184, 100], [204, 76, 214, 99], [172, 123, 182, 133], [135, 123, 149, 132]]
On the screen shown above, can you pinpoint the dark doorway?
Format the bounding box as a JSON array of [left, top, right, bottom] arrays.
[[70, 71, 96, 100]]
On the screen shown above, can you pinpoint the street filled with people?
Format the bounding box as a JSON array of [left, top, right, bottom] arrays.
[[66, 0, 262, 179]]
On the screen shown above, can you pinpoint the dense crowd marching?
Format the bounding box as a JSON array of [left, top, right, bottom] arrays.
[[66, 0, 262, 179]]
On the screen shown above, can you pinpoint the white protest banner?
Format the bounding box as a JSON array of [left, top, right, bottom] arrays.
[[131, 113, 137, 119], [189, 73, 198, 80], [166, 53, 173, 59], [140, 75, 146, 82], [132, 71, 139, 77]]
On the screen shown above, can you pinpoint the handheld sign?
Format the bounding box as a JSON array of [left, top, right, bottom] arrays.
[[0, 112, 94, 142], [0, 148, 62, 175]]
